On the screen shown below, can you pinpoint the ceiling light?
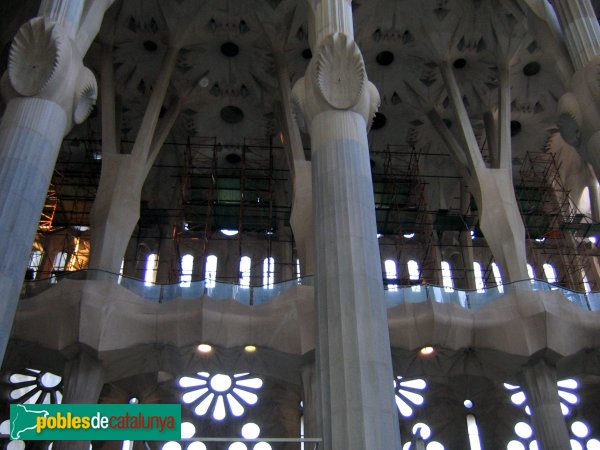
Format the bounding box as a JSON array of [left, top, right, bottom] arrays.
[[197, 344, 212, 353], [420, 346, 434, 356], [377, 233, 383, 239], [464, 399, 473, 409], [535, 237, 545, 243], [221, 229, 238, 236], [403, 232, 415, 239], [244, 345, 257, 353]]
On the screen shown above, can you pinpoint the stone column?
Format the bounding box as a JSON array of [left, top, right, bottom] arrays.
[[519, 360, 571, 450], [553, 0, 600, 71], [0, 0, 113, 363], [301, 363, 321, 445], [54, 352, 104, 450], [292, 2, 401, 447]]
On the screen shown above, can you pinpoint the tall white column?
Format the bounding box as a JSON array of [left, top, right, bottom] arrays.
[[292, 4, 400, 445], [0, 0, 113, 363], [519, 360, 571, 450], [553, 0, 600, 71]]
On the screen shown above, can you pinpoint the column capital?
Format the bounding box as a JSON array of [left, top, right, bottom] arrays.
[[291, 32, 379, 133], [2, 15, 97, 135]]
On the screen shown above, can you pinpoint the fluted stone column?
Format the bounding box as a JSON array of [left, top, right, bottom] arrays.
[[553, 0, 600, 70], [292, 2, 400, 448], [0, 0, 114, 363], [519, 360, 570, 450], [54, 352, 104, 450]]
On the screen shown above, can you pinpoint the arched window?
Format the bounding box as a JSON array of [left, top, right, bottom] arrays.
[[441, 261, 454, 292], [205, 255, 217, 288], [263, 257, 274, 289], [582, 271, 592, 293], [527, 264, 535, 280], [384, 259, 398, 291], [543, 263, 557, 284], [473, 262, 485, 293], [491, 262, 504, 294], [296, 258, 301, 284], [466, 414, 483, 450], [53, 252, 68, 272], [144, 253, 158, 286], [28, 250, 43, 280], [180, 254, 194, 287], [240, 256, 251, 288], [407, 260, 420, 291]]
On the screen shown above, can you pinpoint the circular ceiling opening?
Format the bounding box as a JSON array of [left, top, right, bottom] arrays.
[[302, 48, 312, 59], [523, 61, 541, 76], [510, 120, 522, 136], [453, 58, 467, 69], [220, 106, 244, 124], [143, 40, 158, 52], [225, 153, 242, 164], [221, 42, 239, 57], [371, 112, 387, 130], [376, 51, 394, 66]]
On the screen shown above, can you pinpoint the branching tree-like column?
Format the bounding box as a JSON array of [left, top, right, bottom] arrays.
[[291, 1, 401, 448], [552, 0, 600, 180], [0, 0, 115, 363]]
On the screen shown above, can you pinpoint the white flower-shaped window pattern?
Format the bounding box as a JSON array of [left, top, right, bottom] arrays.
[[394, 376, 427, 418], [504, 379, 599, 449], [401, 422, 445, 450], [9, 368, 63, 404], [179, 372, 263, 420]]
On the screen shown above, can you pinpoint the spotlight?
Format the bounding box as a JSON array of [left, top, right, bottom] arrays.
[[420, 346, 434, 356], [197, 344, 212, 353]]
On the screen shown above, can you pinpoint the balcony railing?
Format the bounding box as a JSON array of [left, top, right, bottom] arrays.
[[20, 270, 600, 311]]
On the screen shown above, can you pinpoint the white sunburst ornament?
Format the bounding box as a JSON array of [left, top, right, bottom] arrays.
[[179, 372, 263, 420], [503, 379, 599, 449], [9, 368, 63, 404], [394, 376, 427, 418]]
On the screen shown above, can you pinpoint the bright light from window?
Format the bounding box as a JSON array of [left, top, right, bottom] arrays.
[[181, 422, 196, 439], [420, 346, 434, 356], [464, 399, 473, 409], [263, 257, 274, 289], [28, 250, 42, 279], [403, 232, 415, 239], [582, 272, 592, 293], [385, 259, 398, 291], [180, 254, 194, 287], [240, 256, 251, 288], [407, 259, 421, 291], [162, 442, 181, 450], [515, 422, 533, 439], [543, 263, 557, 284], [205, 255, 217, 288], [527, 264, 535, 280], [197, 344, 212, 353], [118, 259, 124, 284], [466, 414, 482, 450], [241, 423, 260, 439], [441, 261, 454, 292], [296, 258, 301, 284], [412, 423, 431, 440], [144, 253, 158, 286], [492, 262, 504, 293], [473, 262, 485, 293], [589, 235, 598, 245], [187, 444, 207, 450], [221, 229, 239, 236], [571, 421, 589, 438], [54, 251, 69, 271], [535, 237, 545, 243], [507, 440, 525, 450]]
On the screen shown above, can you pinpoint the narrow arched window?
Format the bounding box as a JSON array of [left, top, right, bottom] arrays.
[[466, 414, 483, 450], [384, 259, 398, 291], [543, 263, 557, 284], [527, 264, 535, 280], [473, 262, 485, 293], [263, 257, 274, 289], [144, 253, 158, 286], [205, 255, 217, 288], [491, 262, 504, 293], [28, 250, 43, 280], [441, 261, 454, 292], [296, 258, 301, 284], [408, 259, 421, 291], [180, 254, 194, 287], [240, 256, 251, 288]]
